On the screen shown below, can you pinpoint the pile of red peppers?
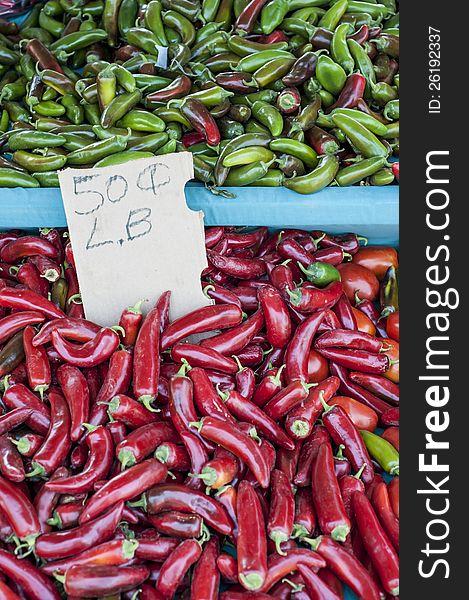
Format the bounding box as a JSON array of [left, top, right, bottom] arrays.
[[0, 227, 399, 599]]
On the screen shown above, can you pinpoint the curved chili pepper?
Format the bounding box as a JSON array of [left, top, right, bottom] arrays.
[[47, 502, 83, 530], [60, 564, 150, 597], [334, 293, 358, 330], [133, 305, 160, 406], [0, 288, 65, 320], [0, 549, 61, 600], [22, 325, 51, 398], [287, 281, 343, 313], [188, 368, 235, 428], [28, 388, 71, 478], [149, 511, 203, 539], [107, 394, 157, 428], [117, 300, 143, 347], [260, 548, 326, 592], [316, 329, 386, 353], [0, 475, 40, 544], [275, 439, 301, 483], [116, 422, 179, 470], [293, 486, 316, 538], [194, 450, 239, 490], [207, 250, 267, 280], [155, 441, 190, 471], [326, 73, 367, 113], [267, 468, 295, 556], [221, 388, 294, 450], [56, 364, 89, 442], [17, 263, 49, 297], [285, 376, 340, 440], [146, 74, 192, 102], [45, 426, 113, 494], [191, 537, 220, 600], [381, 408, 399, 427], [0, 236, 59, 264], [0, 407, 34, 436], [294, 425, 330, 488], [352, 491, 399, 596], [263, 380, 311, 421], [235, 364, 256, 400], [235, 0, 269, 32], [133, 529, 179, 562], [0, 580, 21, 600], [200, 309, 264, 356], [371, 481, 399, 551], [298, 564, 342, 600], [179, 98, 221, 146], [161, 304, 243, 351], [51, 327, 120, 367], [284, 311, 328, 383], [172, 343, 238, 374], [277, 238, 315, 267], [154, 539, 202, 597], [319, 347, 390, 375], [32, 317, 100, 346], [339, 471, 366, 525], [349, 371, 399, 405], [311, 442, 351, 542], [193, 416, 270, 488], [0, 436, 25, 482], [237, 479, 268, 591], [33, 466, 70, 533], [203, 283, 243, 310], [81, 459, 167, 524], [257, 284, 291, 349]]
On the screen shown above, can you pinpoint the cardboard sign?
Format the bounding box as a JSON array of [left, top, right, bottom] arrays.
[[59, 153, 210, 326]]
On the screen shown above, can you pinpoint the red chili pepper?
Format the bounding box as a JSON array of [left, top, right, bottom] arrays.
[[381, 407, 399, 427], [155, 538, 202, 598], [293, 486, 316, 538], [237, 480, 268, 591], [287, 281, 343, 313], [236, 364, 256, 400], [285, 376, 340, 440], [0, 436, 25, 482], [269, 263, 296, 299], [59, 564, 150, 597], [324, 72, 367, 113], [149, 511, 203, 538], [17, 263, 49, 297], [132, 306, 160, 408], [352, 491, 399, 596], [0, 407, 34, 436], [260, 548, 326, 592], [56, 364, 89, 442], [161, 304, 243, 351], [80, 458, 167, 524], [306, 125, 340, 155], [275, 440, 301, 483], [316, 329, 386, 353], [0, 288, 65, 320], [334, 293, 358, 330], [63, 264, 83, 318], [191, 537, 220, 600], [297, 564, 342, 600], [180, 98, 221, 146], [193, 416, 270, 488], [28, 255, 61, 283], [10, 432, 43, 458], [107, 394, 157, 428], [257, 284, 292, 349], [22, 325, 51, 399], [194, 450, 239, 490], [207, 250, 267, 280], [33, 466, 69, 534], [221, 388, 294, 450], [0, 236, 59, 264], [0, 549, 61, 600], [277, 238, 315, 266], [2, 383, 50, 434], [311, 442, 351, 542], [117, 299, 144, 347], [0, 311, 45, 345], [392, 162, 399, 182], [205, 227, 225, 248], [0, 581, 21, 600], [217, 552, 238, 583], [0, 233, 18, 253], [134, 530, 179, 561], [28, 388, 71, 478], [95, 352, 132, 421], [200, 309, 264, 356], [235, 0, 269, 32], [354, 297, 388, 337], [312, 247, 347, 266], [266, 468, 295, 556], [349, 372, 399, 405], [116, 421, 178, 468], [251, 365, 283, 407], [155, 441, 190, 471], [32, 317, 100, 347], [284, 311, 328, 383], [47, 502, 83, 530], [294, 425, 330, 487], [263, 380, 312, 421], [51, 327, 120, 368], [0, 474, 40, 544], [320, 347, 390, 374], [45, 426, 113, 494], [203, 283, 243, 311], [370, 481, 399, 551], [172, 343, 238, 374]]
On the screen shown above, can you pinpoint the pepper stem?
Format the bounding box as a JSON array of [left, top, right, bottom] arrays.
[[127, 494, 147, 511], [291, 419, 310, 439], [202, 284, 215, 299], [357, 235, 368, 246], [122, 539, 139, 560], [216, 383, 229, 402], [354, 463, 366, 480], [110, 325, 126, 337], [189, 420, 203, 432], [291, 523, 310, 539], [154, 446, 169, 465], [286, 287, 302, 307], [198, 522, 211, 545], [138, 395, 159, 413], [248, 426, 262, 445], [331, 523, 350, 543], [320, 391, 333, 414], [282, 578, 305, 593], [54, 574, 66, 585], [354, 290, 363, 306], [128, 299, 145, 314], [25, 463, 46, 479], [41, 268, 59, 282], [335, 444, 346, 459], [270, 531, 288, 556], [269, 364, 286, 388], [301, 536, 321, 551], [238, 573, 264, 592], [232, 354, 244, 373], [176, 358, 191, 377], [67, 293, 82, 305], [81, 422, 98, 433]]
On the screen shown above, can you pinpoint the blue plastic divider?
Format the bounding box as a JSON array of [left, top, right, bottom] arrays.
[[0, 184, 398, 245]]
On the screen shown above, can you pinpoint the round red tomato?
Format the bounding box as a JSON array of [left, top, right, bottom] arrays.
[[337, 263, 379, 302], [383, 338, 399, 383], [352, 246, 399, 280], [331, 396, 378, 432], [351, 307, 376, 335], [307, 350, 330, 383], [386, 311, 399, 342]]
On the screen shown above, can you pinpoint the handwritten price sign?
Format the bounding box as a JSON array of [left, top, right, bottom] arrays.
[[59, 153, 210, 326]]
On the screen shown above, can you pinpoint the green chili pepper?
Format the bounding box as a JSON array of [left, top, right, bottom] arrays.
[[331, 113, 388, 158], [283, 154, 339, 194], [336, 156, 388, 186], [193, 155, 213, 184], [244, 121, 270, 135], [144, 1, 168, 46], [119, 0, 139, 39], [195, 22, 224, 45], [218, 118, 245, 139], [3, 102, 29, 123], [20, 2, 43, 28], [82, 0, 105, 18], [0, 168, 40, 188], [50, 29, 108, 53], [188, 62, 215, 86], [214, 132, 272, 185], [346, 1, 390, 19], [369, 166, 394, 185], [31, 171, 59, 187], [227, 35, 288, 58], [117, 109, 165, 132], [61, 133, 94, 152], [316, 55, 346, 96], [331, 23, 355, 74], [8, 131, 67, 151], [319, 0, 348, 29], [224, 158, 274, 186], [236, 50, 295, 74], [163, 0, 201, 21], [40, 70, 79, 97], [347, 38, 376, 95], [61, 95, 84, 125], [165, 122, 182, 140], [382, 120, 399, 139], [170, 86, 233, 108], [0, 109, 8, 133], [269, 138, 318, 168], [250, 101, 283, 137], [279, 18, 316, 39], [223, 146, 275, 168], [102, 0, 121, 46], [100, 90, 142, 128], [155, 138, 177, 155], [380, 264, 399, 314], [299, 261, 341, 286], [83, 102, 101, 125], [190, 31, 229, 61], [127, 132, 169, 151], [111, 65, 136, 93], [96, 66, 116, 110], [260, 0, 291, 35], [214, 0, 235, 30], [202, 0, 222, 22], [384, 99, 399, 121], [248, 168, 284, 186], [42, 87, 59, 102], [12, 151, 67, 173], [67, 134, 129, 165], [232, 90, 278, 106], [163, 10, 196, 46], [0, 78, 27, 103], [291, 95, 321, 132], [318, 109, 388, 136], [135, 74, 173, 93], [253, 58, 296, 88], [38, 10, 64, 38], [126, 28, 166, 56], [360, 430, 399, 475], [371, 81, 398, 106], [51, 124, 96, 137], [154, 106, 191, 127], [21, 27, 54, 45], [94, 150, 155, 167]]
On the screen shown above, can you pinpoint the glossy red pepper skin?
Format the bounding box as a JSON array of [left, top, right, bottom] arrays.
[[197, 415, 270, 488], [270, 263, 296, 298], [45, 426, 113, 494], [0, 288, 65, 320], [339, 473, 365, 524], [312, 247, 347, 266], [334, 293, 358, 330], [197, 451, 239, 490], [51, 327, 120, 367], [381, 407, 399, 426], [349, 371, 399, 405], [181, 98, 221, 146], [311, 442, 351, 542], [326, 73, 366, 113], [32, 317, 100, 346], [285, 311, 328, 383], [133, 306, 160, 405], [146, 483, 233, 535], [294, 486, 316, 537], [237, 480, 268, 591], [208, 250, 267, 280], [318, 347, 389, 374], [30, 388, 71, 477], [263, 380, 310, 421], [36, 501, 124, 560], [63, 564, 150, 597], [107, 394, 157, 428], [0, 581, 21, 600], [81, 458, 168, 523], [0, 435, 25, 482], [47, 502, 83, 530], [288, 281, 343, 313], [0, 236, 59, 264], [56, 364, 89, 442], [0, 474, 40, 542], [155, 538, 202, 598], [23, 325, 51, 398], [285, 376, 340, 440], [32, 466, 69, 534], [322, 403, 374, 486], [191, 538, 220, 600], [0, 311, 45, 345], [118, 300, 143, 347], [275, 441, 301, 483], [155, 441, 190, 471], [257, 284, 292, 349], [371, 481, 399, 551], [2, 384, 50, 435], [251, 366, 283, 407], [201, 310, 264, 356], [161, 304, 243, 350], [352, 491, 399, 596], [277, 238, 315, 266], [203, 283, 243, 310], [217, 552, 238, 583], [149, 511, 203, 538], [267, 469, 295, 555], [17, 263, 49, 297], [316, 329, 386, 353], [94, 352, 132, 419], [236, 365, 256, 400], [260, 548, 326, 592], [298, 564, 342, 600], [172, 343, 238, 374], [235, 0, 269, 31], [355, 298, 388, 338], [64, 264, 83, 318], [28, 255, 61, 282], [224, 389, 294, 450], [0, 549, 61, 600], [0, 407, 34, 435]]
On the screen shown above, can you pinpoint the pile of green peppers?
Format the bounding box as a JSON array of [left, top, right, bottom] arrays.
[[0, 0, 399, 194]]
